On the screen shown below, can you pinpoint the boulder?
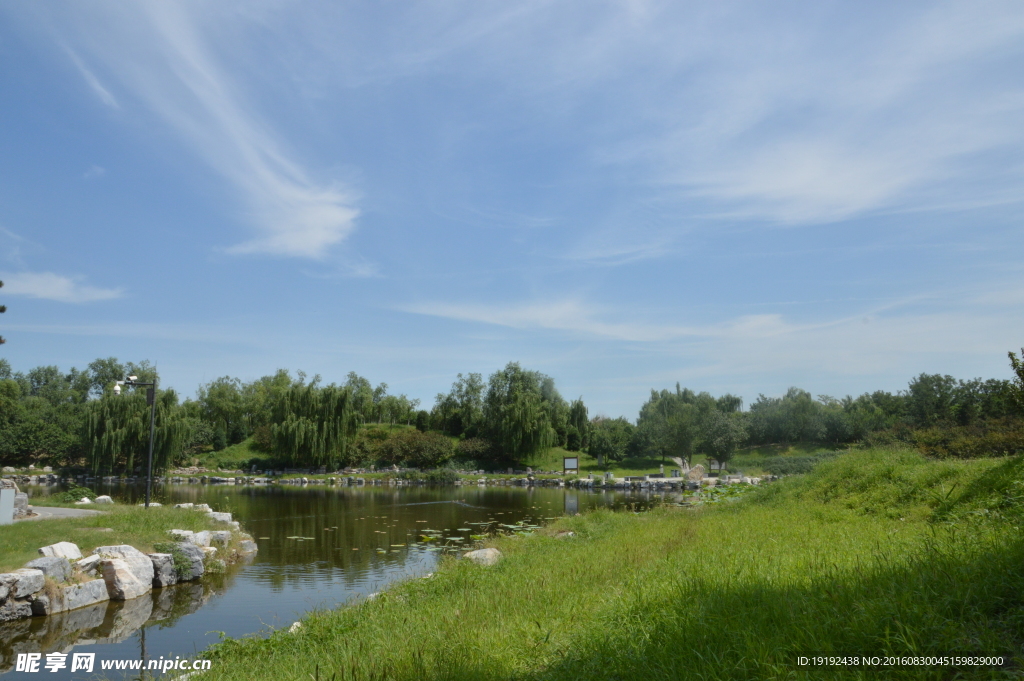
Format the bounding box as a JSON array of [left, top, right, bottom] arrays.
[[173, 542, 205, 580], [137, 501, 162, 507], [100, 558, 149, 600], [94, 495, 114, 504], [149, 553, 178, 588], [74, 498, 92, 504], [191, 531, 212, 547], [462, 548, 502, 567], [0, 583, 7, 603], [238, 540, 258, 554], [1, 466, 15, 473], [174, 503, 194, 509], [194, 503, 212, 512], [0, 599, 31, 622], [64, 578, 110, 610], [1, 568, 46, 598], [24, 556, 72, 582], [30, 578, 109, 615], [75, 554, 101, 576], [92, 545, 154, 588], [207, 511, 233, 523], [201, 546, 218, 557], [210, 531, 232, 546], [168, 529, 195, 542], [38, 541, 83, 560]]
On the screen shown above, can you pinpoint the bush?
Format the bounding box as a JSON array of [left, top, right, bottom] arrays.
[[376, 430, 456, 468], [425, 469, 459, 484], [153, 541, 193, 581], [456, 437, 492, 460], [54, 485, 96, 503]]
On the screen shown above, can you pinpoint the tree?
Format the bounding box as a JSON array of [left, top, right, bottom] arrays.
[[482, 362, 556, 461], [82, 389, 189, 474], [1008, 348, 1024, 412], [270, 384, 356, 468], [568, 398, 590, 449], [589, 417, 634, 467], [696, 410, 747, 472], [0, 280, 6, 345]]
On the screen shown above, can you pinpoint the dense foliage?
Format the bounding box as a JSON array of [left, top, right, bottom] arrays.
[[1, 350, 1022, 474]]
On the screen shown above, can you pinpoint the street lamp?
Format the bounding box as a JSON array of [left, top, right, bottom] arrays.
[[115, 376, 158, 508]]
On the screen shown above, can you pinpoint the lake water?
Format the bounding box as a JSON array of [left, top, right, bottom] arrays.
[[2, 483, 672, 679]]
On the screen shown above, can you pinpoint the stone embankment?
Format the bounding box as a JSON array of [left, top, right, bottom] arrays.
[[6, 469, 775, 493], [0, 505, 255, 624]]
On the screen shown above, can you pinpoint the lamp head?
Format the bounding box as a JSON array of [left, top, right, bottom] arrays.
[[113, 384, 121, 396]]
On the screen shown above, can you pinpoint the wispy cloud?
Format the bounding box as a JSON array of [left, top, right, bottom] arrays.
[[1, 272, 123, 303], [83, 164, 105, 179], [51, 3, 359, 259], [64, 46, 119, 108]]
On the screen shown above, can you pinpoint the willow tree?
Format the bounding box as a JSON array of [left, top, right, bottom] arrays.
[[483, 363, 556, 461], [270, 385, 356, 467], [82, 389, 188, 474]]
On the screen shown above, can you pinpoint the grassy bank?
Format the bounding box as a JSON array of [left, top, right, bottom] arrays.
[[201, 447, 1024, 680], [0, 505, 229, 573]]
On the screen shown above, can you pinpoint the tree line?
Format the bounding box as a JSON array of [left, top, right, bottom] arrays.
[[1, 351, 1023, 474]]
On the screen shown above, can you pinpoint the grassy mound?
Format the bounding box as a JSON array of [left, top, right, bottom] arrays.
[[201, 447, 1024, 680]]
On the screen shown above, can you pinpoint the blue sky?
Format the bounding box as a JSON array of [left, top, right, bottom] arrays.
[[1, 1, 1023, 418]]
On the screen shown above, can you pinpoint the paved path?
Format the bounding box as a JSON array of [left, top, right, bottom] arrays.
[[16, 506, 104, 521]]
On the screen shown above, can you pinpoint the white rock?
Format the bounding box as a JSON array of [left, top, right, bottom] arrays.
[[174, 503, 194, 509], [100, 558, 149, 600], [31, 578, 109, 615], [3, 568, 46, 598], [462, 548, 502, 566], [237, 540, 258, 554], [207, 511, 232, 523], [194, 503, 212, 512], [191, 531, 212, 547], [168, 529, 195, 542], [75, 554, 101, 576], [92, 545, 154, 588], [210, 531, 232, 546], [74, 498, 92, 505], [201, 546, 218, 557], [149, 554, 178, 588], [94, 495, 114, 504], [38, 541, 83, 560]]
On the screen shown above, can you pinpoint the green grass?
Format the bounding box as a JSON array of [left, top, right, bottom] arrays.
[[199, 447, 1024, 680], [0, 505, 229, 573], [192, 437, 267, 470]]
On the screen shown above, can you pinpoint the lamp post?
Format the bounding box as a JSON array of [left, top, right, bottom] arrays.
[[115, 376, 158, 508]]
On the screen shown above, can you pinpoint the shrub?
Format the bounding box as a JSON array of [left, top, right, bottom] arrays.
[[376, 430, 456, 468], [425, 469, 459, 485], [153, 541, 193, 581], [54, 485, 96, 503]]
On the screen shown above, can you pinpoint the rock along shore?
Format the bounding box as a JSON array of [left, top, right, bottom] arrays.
[[0, 504, 256, 624]]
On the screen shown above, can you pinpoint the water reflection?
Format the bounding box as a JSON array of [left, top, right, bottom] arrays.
[[0, 571, 238, 675], [6, 484, 672, 678]]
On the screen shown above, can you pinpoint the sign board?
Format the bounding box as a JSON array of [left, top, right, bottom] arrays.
[[562, 457, 579, 474]]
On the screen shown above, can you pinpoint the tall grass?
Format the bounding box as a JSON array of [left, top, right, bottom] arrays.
[[200, 447, 1024, 680]]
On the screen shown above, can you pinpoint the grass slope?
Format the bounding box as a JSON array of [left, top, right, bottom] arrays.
[[201, 447, 1024, 680], [0, 505, 226, 573]]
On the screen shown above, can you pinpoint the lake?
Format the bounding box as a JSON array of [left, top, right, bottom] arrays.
[[2, 482, 673, 678]]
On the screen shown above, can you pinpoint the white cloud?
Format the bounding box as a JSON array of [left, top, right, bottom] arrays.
[[50, 2, 359, 259], [1, 272, 123, 303], [64, 47, 119, 108], [83, 164, 105, 179]]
